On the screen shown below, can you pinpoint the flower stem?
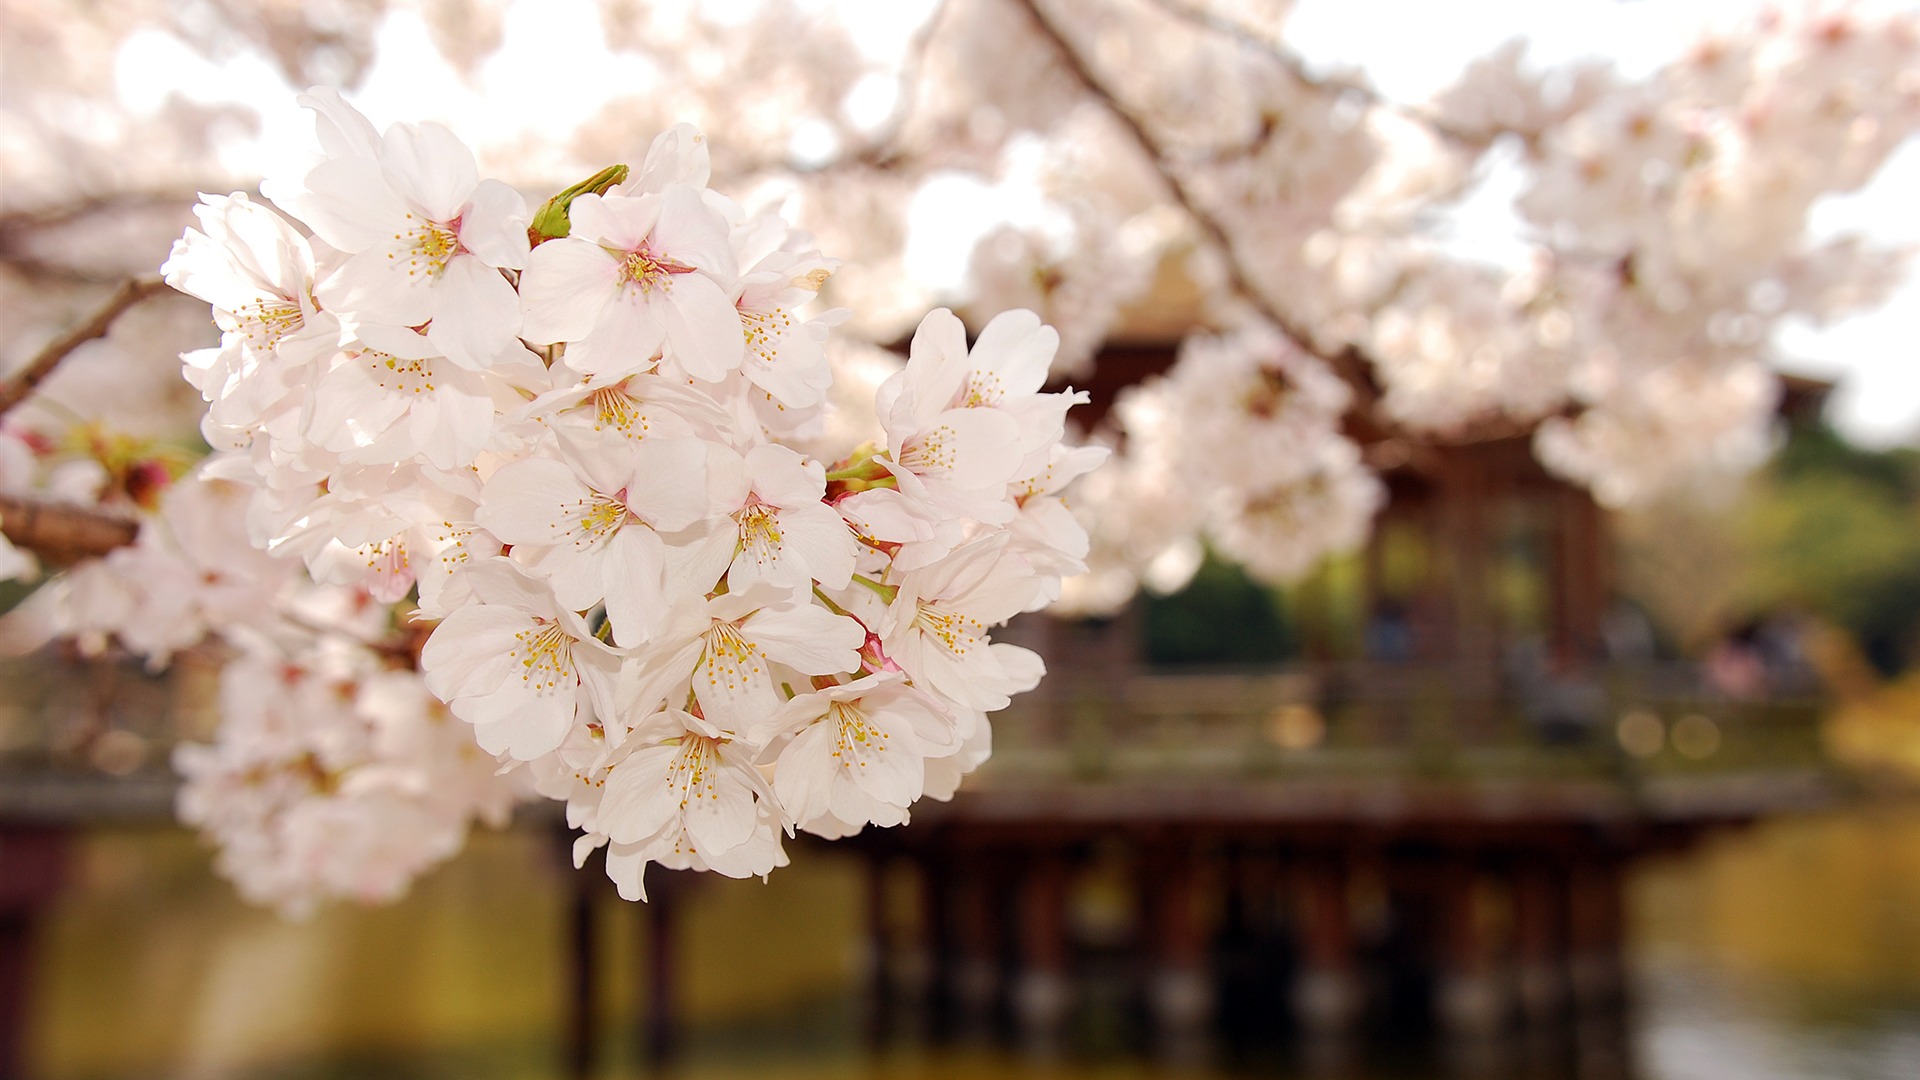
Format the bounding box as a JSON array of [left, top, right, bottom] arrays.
[[849, 574, 899, 604]]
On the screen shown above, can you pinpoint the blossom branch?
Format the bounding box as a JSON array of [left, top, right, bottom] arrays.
[[0, 275, 170, 418], [0, 493, 139, 564], [1009, 0, 1386, 420], [1138, 0, 1486, 149]]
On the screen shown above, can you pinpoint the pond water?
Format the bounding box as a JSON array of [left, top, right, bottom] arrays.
[[23, 802, 1920, 1079]]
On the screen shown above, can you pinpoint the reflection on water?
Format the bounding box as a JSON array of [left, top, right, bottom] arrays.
[[24, 803, 1920, 1079]]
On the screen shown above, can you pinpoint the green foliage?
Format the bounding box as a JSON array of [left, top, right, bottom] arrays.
[[1142, 553, 1296, 665], [1741, 426, 1920, 674]]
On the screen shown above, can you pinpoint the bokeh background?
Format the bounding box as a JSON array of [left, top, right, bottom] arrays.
[[3, 2, 1919, 1079]]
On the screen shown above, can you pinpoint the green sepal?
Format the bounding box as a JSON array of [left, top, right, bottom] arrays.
[[529, 164, 630, 243]]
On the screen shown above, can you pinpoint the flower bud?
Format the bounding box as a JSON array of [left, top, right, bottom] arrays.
[[528, 164, 629, 244]]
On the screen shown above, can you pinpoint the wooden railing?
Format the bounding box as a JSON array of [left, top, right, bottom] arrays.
[[985, 662, 1830, 785]]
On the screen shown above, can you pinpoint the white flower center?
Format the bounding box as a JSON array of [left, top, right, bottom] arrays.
[[393, 213, 461, 278], [913, 601, 984, 658], [560, 492, 630, 547], [364, 351, 438, 394], [431, 519, 474, 573], [897, 424, 959, 474], [617, 245, 697, 294], [828, 700, 888, 768], [667, 735, 723, 813], [509, 621, 576, 692], [734, 502, 784, 566], [358, 536, 410, 575], [233, 296, 304, 353], [742, 307, 793, 367], [588, 385, 651, 438], [962, 369, 1004, 408], [702, 621, 765, 692]]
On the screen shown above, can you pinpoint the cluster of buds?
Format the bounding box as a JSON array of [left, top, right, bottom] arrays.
[[159, 91, 1101, 902]]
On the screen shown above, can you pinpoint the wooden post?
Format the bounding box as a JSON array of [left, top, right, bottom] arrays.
[[915, 851, 953, 1041], [1014, 849, 1072, 1051], [1141, 843, 1211, 1056], [1512, 860, 1571, 1023], [1568, 855, 1627, 1012], [948, 846, 1004, 1038], [1292, 853, 1361, 1033], [862, 855, 893, 1046], [1434, 856, 1508, 1036], [0, 826, 68, 1080], [641, 870, 681, 1067], [564, 844, 599, 1079]]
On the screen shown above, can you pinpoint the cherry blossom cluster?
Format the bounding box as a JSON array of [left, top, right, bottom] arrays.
[[1061, 323, 1380, 610], [174, 636, 518, 917], [156, 91, 1100, 903]]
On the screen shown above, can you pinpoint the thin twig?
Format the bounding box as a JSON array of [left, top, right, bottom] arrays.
[[0, 493, 140, 564], [1139, 0, 1485, 148], [0, 276, 170, 419], [1009, 0, 1383, 416]]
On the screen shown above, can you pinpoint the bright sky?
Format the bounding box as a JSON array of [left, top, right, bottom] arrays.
[[112, 0, 1920, 447]]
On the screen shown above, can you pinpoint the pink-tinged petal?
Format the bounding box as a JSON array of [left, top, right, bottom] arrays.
[[459, 679, 577, 760], [887, 307, 970, 431], [744, 604, 864, 675], [420, 605, 526, 699], [566, 294, 667, 379], [897, 406, 1025, 490], [879, 684, 959, 752], [659, 272, 745, 381], [415, 385, 493, 470], [379, 121, 480, 219], [602, 527, 668, 647], [318, 245, 436, 326], [897, 630, 1011, 712], [537, 542, 607, 612], [968, 309, 1057, 399], [745, 350, 831, 409], [989, 642, 1045, 694], [305, 356, 409, 451], [848, 712, 923, 808], [520, 239, 618, 345], [777, 502, 858, 590], [298, 157, 409, 252], [908, 533, 1006, 602], [349, 320, 440, 359], [604, 843, 651, 902], [477, 458, 594, 545], [773, 721, 838, 823], [704, 444, 752, 509], [953, 566, 1041, 628], [692, 642, 781, 732], [837, 488, 935, 545], [568, 193, 660, 251], [631, 123, 710, 194], [652, 184, 737, 278], [682, 763, 758, 856], [299, 87, 381, 159], [662, 522, 737, 601], [620, 634, 706, 718], [459, 179, 530, 269], [623, 438, 711, 532], [164, 229, 263, 315], [428, 257, 523, 370], [599, 744, 682, 845], [744, 444, 823, 508]]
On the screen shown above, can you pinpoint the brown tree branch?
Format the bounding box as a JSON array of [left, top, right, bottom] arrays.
[[0, 276, 171, 419], [0, 494, 140, 564]]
